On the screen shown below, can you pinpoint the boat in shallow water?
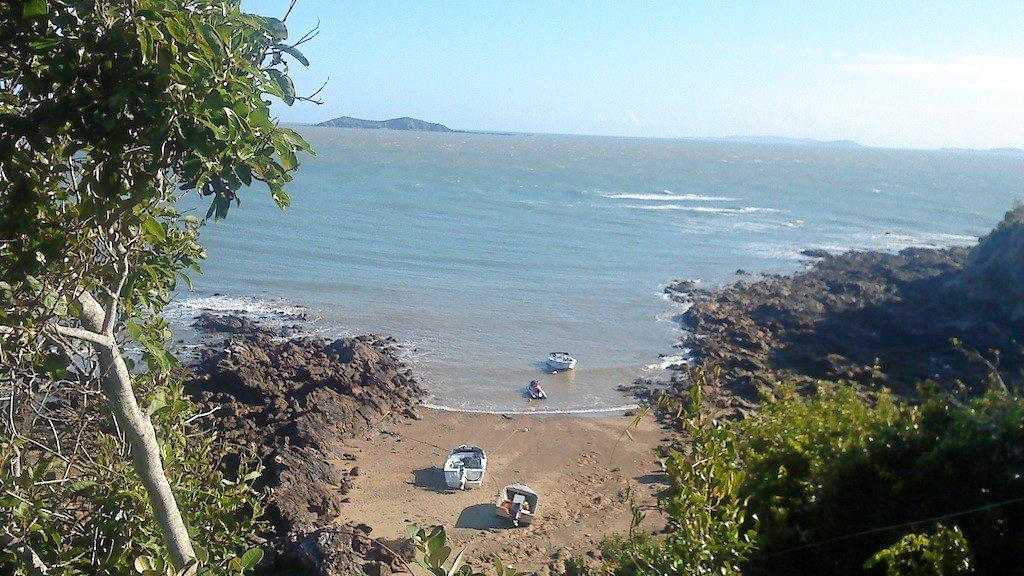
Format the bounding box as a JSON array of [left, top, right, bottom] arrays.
[[546, 352, 577, 371], [527, 380, 547, 399]]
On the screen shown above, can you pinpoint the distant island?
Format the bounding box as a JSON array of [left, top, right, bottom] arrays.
[[316, 116, 453, 132]]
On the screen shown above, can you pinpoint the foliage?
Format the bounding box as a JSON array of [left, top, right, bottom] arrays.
[[0, 0, 314, 344], [601, 370, 756, 575], [865, 525, 973, 576], [0, 377, 266, 575], [598, 370, 1024, 576], [0, 0, 315, 572], [409, 526, 523, 576]]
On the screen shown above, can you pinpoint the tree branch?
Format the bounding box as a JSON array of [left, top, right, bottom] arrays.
[[102, 256, 130, 336], [50, 325, 113, 347]]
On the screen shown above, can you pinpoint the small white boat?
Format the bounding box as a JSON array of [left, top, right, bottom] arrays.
[[443, 445, 487, 490], [496, 484, 539, 527], [546, 352, 577, 372]]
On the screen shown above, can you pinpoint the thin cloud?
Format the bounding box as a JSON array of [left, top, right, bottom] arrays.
[[842, 54, 1024, 96]]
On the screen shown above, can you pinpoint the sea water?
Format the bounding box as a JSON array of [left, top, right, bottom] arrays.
[[171, 127, 1023, 412]]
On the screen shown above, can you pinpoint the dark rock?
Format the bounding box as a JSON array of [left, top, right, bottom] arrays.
[[673, 205, 1024, 414], [286, 524, 407, 576], [799, 248, 833, 259], [185, 331, 424, 573]]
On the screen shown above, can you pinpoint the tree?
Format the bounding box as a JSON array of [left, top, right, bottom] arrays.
[[0, 0, 315, 571]]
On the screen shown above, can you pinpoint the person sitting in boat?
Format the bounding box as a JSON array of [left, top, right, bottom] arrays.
[[528, 380, 546, 399]]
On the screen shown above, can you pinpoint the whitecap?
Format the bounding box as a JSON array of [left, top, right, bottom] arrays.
[[625, 204, 782, 214], [602, 193, 738, 202], [164, 294, 314, 323]]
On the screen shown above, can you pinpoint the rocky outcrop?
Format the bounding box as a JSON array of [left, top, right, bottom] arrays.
[[186, 323, 424, 574], [962, 205, 1024, 306], [669, 204, 1024, 409], [287, 524, 414, 576]]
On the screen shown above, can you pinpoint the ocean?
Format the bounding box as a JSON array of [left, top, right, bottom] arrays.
[[170, 127, 1023, 412]]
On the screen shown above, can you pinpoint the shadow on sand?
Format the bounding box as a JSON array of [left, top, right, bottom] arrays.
[[636, 472, 670, 486], [456, 503, 503, 530], [411, 466, 451, 493]]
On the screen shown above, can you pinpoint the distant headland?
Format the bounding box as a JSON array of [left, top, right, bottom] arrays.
[[316, 116, 453, 132]]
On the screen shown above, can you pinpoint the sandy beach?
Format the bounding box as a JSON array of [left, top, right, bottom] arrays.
[[336, 408, 668, 572]]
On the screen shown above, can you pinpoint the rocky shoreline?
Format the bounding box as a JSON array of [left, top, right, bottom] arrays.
[[174, 205, 1024, 574], [185, 315, 424, 575], [664, 204, 1024, 413]]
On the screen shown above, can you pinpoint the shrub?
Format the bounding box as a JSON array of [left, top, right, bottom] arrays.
[[865, 525, 973, 576], [599, 371, 1024, 576], [601, 370, 755, 575], [0, 377, 266, 575]]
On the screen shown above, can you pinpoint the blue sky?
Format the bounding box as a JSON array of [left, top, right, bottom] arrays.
[[249, 1, 1024, 149]]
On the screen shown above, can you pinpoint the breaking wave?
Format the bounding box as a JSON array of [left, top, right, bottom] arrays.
[[164, 294, 315, 324], [625, 204, 782, 214], [602, 192, 738, 202]]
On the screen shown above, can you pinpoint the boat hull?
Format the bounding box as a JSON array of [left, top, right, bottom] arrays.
[[546, 358, 577, 371]]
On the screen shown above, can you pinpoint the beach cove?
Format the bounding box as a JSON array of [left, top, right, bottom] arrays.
[[173, 127, 1021, 413]]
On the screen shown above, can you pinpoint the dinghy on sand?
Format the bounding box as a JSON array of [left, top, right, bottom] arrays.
[[495, 484, 539, 527], [443, 445, 487, 490]]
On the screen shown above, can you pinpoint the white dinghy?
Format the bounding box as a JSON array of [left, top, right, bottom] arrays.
[[443, 445, 487, 490], [495, 484, 539, 527], [546, 352, 577, 372]]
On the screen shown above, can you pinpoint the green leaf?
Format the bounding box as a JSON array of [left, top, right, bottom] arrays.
[[29, 36, 60, 51], [276, 44, 309, 66], [266, 69, 295, 105], [134, 556, 155, 573], [274, 140, 298, 171], [262, 17, 288, 41], [235, 164, 253, 186], [191, 544, 209, 565], [270, 187, 290, 209], [142, 216, 167, 243], [279, 128, 314, 154], [22, 0, 47, 18], [147, 389, 168, 416], [240, 547, 264, 570], [165, 18, 190, 43]]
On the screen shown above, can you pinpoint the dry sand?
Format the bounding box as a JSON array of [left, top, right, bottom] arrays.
[[337, 407, 668, 573]]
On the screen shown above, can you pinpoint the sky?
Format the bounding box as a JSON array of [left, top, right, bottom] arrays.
[[247, 1, 1024, 149]]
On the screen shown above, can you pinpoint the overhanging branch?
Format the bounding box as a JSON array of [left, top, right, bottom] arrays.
[[50, 325, 113, 347]]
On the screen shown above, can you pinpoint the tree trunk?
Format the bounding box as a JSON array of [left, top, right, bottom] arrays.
[[77, 291, 197, 572]]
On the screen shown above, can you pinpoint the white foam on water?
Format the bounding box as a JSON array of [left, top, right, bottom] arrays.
[[744, 229, 980, 263], [643, 352, 691, 371], [743, 242, 807, 261], [165, 294, 313, 322], [625, 204, 782, 214], [421, 403, 640, 415], [602, 193, 738, 202], [808, 230, 979, 255]]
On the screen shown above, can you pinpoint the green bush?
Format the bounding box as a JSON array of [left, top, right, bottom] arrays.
[[865, 525, 973, 576], [599, 374, 1024, 576], [601, 370, 755, 575], [0, 377, 265, 575]]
